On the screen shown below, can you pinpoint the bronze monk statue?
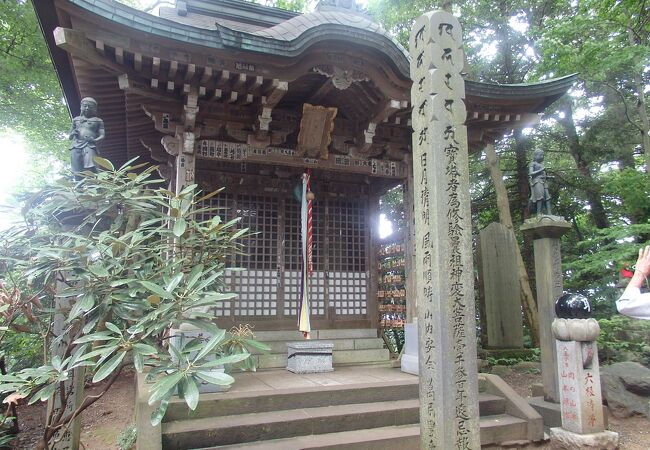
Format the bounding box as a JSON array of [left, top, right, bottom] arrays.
[[528, 149, 552, 215], [69, 97, 105, 177]]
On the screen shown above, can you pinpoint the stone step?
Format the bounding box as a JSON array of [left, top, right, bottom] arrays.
[[172, 414, 526, 449], [252, 329, 378, 342], [255, 348, 390, 369], [250, 338, 384, 354], [162, 399, 420, 449], [198, 424, 420, 450], [165, 380, 420, 422]]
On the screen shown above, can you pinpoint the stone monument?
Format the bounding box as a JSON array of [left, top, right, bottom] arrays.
[[409, 10, 480, 449], [521, 165, 572, 404], [550, 294, 619, 449], [479, 222, 524, 349], [69, 97, 105, 177]]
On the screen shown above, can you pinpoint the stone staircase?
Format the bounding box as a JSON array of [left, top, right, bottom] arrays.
[[248, 329, 391, 369], [153, 371, 543, 449]]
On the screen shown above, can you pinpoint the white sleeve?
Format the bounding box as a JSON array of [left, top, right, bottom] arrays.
[[616, 287, 650, 320]]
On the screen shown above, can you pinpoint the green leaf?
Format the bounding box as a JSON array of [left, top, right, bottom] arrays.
[[229, 228, 249, 241], [195, 370, 234, 386], [31, 383, 57, 404], [104, 322, 122, 336], [185, 264, 204, 290], [180, 376, 200, 410], [173, 218, 187, 237], [194, 329, 226, 361], [140, 281, 174, 300], [166, 272, 184, 293], [68, 294, 95, 321], [88, 264, 109, 278], [93, 351, 126, 383], [195, 187, 225, 204], [200, 353, 250, 368], [133, 352, 144, 372], [133, 343, 158, 355], [243, 339, 271, 352], [150, 394, 171, 426], [74, 331, 114, 344], [148, 372, 183, 405], [94, 156, 115, 171]]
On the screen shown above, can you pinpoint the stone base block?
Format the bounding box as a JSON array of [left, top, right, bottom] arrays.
[[400, 353, 418, 375], [550, 428, 619, 450], [287, 341, 334, 374]]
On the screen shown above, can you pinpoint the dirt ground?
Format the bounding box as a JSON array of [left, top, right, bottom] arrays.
[[13, 370, 135, 450], [9, 368, 650, 449]]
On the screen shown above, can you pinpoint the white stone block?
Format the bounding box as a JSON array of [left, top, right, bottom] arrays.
[[286, 341, 334, 374]]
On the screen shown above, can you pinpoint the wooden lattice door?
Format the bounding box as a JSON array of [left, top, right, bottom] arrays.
[[199, 190, 370, 327]]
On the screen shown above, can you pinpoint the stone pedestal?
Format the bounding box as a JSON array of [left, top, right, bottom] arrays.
[[401, 322, 419, 375], [521, 215, 571, 403], [479, 222, 524, 348], [409, 10, 480, 449], [550, 317, 619, 449], [286, 341, 333, 374], [550, 428, 619, 450]]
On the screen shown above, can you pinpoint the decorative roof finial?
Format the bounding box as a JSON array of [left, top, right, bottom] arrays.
[[316, 0, 364, 13]]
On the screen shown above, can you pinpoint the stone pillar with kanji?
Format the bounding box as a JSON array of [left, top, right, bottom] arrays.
[[550, 294, 619, 450], [409, 10, 480, 450]]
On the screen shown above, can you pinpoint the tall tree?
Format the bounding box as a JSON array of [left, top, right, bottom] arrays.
[[0, 0, 69, 162]]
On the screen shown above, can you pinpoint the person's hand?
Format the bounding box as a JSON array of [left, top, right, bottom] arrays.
[[634, 245, 650, 281]]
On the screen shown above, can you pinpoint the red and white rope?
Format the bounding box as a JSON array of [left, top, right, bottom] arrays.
[[306, 169, 314, 274]]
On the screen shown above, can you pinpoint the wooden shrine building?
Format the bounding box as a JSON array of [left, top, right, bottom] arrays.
[[34, 0, 576, 332]]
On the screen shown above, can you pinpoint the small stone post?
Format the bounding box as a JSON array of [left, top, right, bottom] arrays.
[[47, 280, 84, 450], [409, 10, 480, 449], [521, 215, 571, 403], [550, 294, 619, 449]]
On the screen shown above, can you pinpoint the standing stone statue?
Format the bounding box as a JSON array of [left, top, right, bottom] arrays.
[[69, 97, 105, 175], [529, 149, 552, 215]]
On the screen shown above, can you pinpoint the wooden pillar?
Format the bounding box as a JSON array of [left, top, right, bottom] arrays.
[[403, 159, 417, 323], [409, 10, 480, 449], [367, 183, 381, 330]]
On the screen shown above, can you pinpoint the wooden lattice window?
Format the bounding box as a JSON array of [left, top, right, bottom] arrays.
[[232, 195, 279, 317], [197, 194, 234, 318], [328, 199, 368, 316], [284, 199, 325, 317]]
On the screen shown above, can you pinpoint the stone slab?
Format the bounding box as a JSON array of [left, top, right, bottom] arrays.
[[549, 427, 618, 450], [287, 341, 334, 374], [479, 222, 524, 348], [400, 322, 419, 375]]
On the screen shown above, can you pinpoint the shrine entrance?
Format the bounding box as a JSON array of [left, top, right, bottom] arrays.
[[194, 160, 381, 330]]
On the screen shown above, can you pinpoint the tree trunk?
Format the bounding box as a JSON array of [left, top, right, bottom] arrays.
[[626, 27, 650, 171], [557, 101, 610, 229], [484, 143, 540, 347]]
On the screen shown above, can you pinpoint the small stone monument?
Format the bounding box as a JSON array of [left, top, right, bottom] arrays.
[[286, 341, 334, 374], [550, 294, 619, 450]]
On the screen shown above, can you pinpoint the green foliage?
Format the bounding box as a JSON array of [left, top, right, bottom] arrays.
[[0, 0, 69, 162], [597, 316, 650, 366], [117, 423, 137, 450], [379, 185, 405, 235], [0, 413, 15, 448], [484, 348, 540, 367], [0, 160, 263, 446]]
